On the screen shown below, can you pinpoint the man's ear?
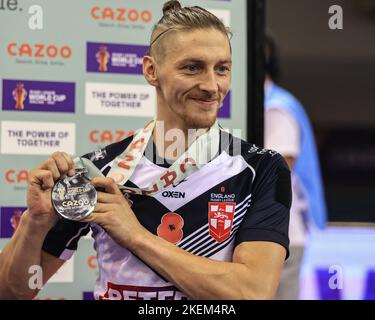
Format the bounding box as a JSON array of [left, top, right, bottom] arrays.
[[143, 55, 159, 87]]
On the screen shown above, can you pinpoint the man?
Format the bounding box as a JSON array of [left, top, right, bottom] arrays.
[[264, 34, 327, 300], [0, 1, 291, 300]]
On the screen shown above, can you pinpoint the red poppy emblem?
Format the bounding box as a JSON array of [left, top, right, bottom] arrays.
[[157, 212, 184, 244]]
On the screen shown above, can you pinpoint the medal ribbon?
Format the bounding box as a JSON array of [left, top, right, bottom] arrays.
[[103, 119, 220, 196], [74, 120, 220, 196]]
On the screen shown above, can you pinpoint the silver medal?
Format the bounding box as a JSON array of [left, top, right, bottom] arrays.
[[51, 168, 97, 221]]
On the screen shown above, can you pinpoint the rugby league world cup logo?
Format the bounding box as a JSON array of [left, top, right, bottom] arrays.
[[96, 45, 110, 72], [12, 82, 27, 110]]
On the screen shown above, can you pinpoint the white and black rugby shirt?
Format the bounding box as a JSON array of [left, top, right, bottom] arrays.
[[42, 130, 291, 300]]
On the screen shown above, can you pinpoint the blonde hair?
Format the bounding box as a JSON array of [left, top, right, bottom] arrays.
[[149, 0, 231, 57]]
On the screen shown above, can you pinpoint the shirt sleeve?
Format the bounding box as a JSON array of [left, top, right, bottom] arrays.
[[264, 108, 300, 158], [42, 220, 90, 260], [235, 154, 291, 259]]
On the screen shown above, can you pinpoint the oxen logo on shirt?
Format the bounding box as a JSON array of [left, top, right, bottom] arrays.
[[208, 202, 235, 243]]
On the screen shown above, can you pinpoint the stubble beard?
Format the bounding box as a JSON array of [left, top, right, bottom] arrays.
[[182, 111, 217, 129], [176, 100, 219, 129]]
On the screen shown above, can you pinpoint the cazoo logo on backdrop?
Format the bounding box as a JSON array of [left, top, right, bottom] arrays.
[[89, 129, 134, 145], [6, 43, 72, 67], [90, 5, 153, 30], [4, 169, 29, 184]]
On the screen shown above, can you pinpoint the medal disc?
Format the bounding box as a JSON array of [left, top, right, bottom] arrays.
[[52, 171, 97, 221]]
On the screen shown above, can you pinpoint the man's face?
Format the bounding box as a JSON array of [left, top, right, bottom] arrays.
[[153, 28, 232, 129]]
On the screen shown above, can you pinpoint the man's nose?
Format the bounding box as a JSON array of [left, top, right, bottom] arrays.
[[198, 70, 219, 94]]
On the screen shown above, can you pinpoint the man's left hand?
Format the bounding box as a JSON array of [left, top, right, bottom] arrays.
[[83, 177, 147, 249]]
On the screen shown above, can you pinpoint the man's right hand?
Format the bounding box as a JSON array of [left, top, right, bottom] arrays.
[[27, 151, 75, 226]]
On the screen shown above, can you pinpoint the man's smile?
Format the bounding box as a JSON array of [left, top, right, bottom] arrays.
[[189, 97, 218, 109]]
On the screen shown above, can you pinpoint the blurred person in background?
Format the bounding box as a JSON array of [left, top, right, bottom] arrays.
[[264, 33, 328, 300]]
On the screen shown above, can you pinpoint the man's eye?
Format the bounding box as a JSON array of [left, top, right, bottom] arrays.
[[184, 65, 200, 73], [217, 66, 230, 74]]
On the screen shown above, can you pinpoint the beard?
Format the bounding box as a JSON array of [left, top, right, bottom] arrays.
[[182, 110, 218, 129], [171, 99, 219, 129]]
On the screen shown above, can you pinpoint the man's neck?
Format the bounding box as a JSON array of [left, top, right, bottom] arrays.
[[152, 118, 209, 161]]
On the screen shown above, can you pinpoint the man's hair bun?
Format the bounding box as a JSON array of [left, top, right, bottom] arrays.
[[163, 1, 182, 15]]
